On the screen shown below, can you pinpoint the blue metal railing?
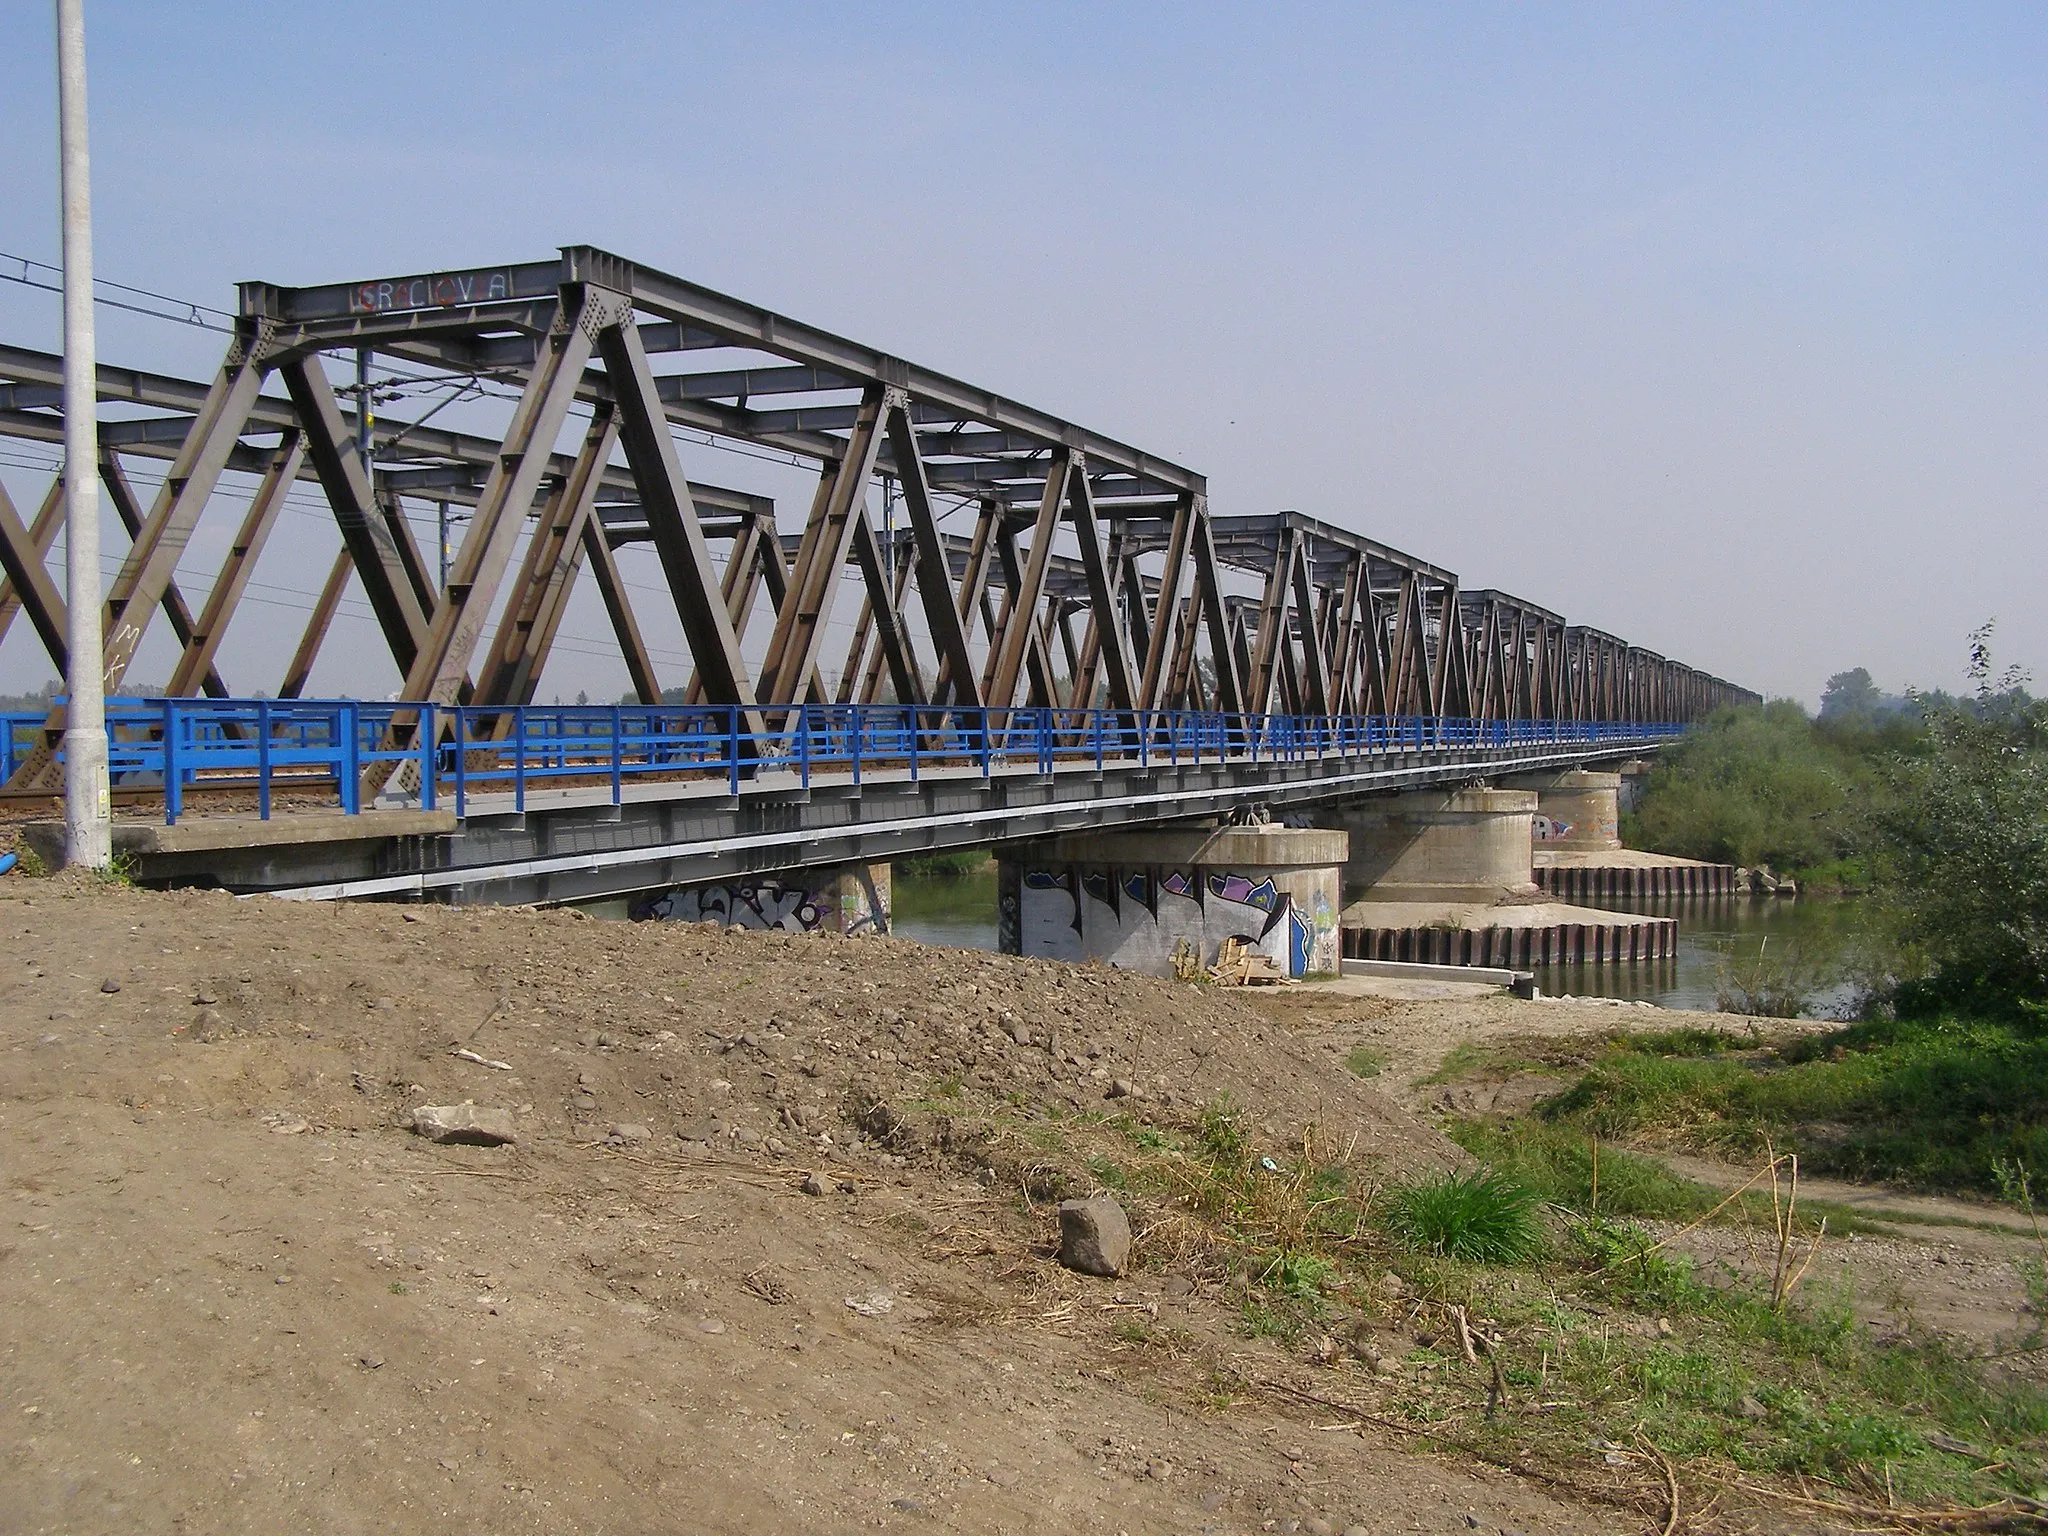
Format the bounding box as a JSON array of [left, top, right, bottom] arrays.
[[2, 711, 39, 784], [13, 696, 1688, 824]]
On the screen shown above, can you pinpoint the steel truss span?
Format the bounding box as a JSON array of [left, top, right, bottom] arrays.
[[0, 246, 1754, 820]]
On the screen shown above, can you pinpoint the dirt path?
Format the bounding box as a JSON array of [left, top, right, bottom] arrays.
[[2, 878, 1625, 1536]]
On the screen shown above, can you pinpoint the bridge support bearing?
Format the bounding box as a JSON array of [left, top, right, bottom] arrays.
[[996, 826, 1346, 980], [1506, 769, 1623, 852], [1330, 788, 1538, 905], [628, 862, 891, 936]]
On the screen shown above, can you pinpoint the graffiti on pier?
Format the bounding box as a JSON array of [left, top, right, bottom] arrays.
[[633, 867, 887, 935], [1206, 872, 1279, 912], [1534, 815, 1575, 842], [635, 879, 823, 930]]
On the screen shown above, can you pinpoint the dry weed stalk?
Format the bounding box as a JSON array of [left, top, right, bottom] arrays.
[[1765, 1138, 1826, 1311]]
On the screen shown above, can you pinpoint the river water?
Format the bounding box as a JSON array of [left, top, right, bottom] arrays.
[[887, 864, 1872, 1018]]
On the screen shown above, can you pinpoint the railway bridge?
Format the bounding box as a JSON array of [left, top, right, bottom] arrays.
[[0, 248, 1749, 951]]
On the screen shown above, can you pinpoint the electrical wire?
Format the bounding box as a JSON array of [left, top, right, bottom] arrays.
[[1, 250, 236, 333]]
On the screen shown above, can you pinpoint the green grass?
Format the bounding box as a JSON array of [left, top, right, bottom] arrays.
[[1536, 1018, 2048, 1194], [1380, 1168, 1542, 1263], [1447, 1118, 1714, 1220], [942, 1087, 2048, 1516], [1345, 1044, 1386, 1079]]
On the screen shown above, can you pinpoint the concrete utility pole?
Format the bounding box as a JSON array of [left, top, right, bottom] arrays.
[[56, 0, 110, 869]]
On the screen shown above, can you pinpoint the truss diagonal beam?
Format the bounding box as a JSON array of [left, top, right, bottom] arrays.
[[0, 476, 63, 656], [97, 453, 230, 699], [279, 354, 431, 674], [884, 404, 979, 710], [0, 478, 67, 671], [596, 309, 761, 733], [755, 384, 889, 712], [165, 430, 307, 698]]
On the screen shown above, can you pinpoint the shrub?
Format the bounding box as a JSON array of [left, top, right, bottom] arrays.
[[1380, 1167, 1541, 1263]]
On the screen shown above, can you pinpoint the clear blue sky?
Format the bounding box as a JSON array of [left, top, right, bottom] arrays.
[[1, 1, 2042, 705]]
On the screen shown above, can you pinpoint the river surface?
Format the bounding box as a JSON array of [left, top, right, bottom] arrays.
[[887, 864, 1873, 1017]]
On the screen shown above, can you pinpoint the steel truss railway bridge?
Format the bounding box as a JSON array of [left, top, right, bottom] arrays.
[[0, 248, 1751, 902]]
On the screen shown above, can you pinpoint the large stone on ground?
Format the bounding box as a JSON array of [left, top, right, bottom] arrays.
[[1057, 1195, 1133, 1277], [407, 1101, 517, 1146]]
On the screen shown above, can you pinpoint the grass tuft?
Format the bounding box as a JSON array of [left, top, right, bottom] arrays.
[[1381, 1167, 1541, 1263], [1344, 1044, 1386, 1079]]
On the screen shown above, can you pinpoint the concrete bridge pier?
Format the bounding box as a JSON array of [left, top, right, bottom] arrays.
[[1506, 769, 1623, 851], [1328, 785, 1680, 968], [1517, 764, 1747, 900], [1330, 787, 1542, 904], [996, 827, 1346, 979]]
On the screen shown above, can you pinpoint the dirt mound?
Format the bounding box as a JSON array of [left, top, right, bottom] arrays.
[[0, 879, 1628, 1535]]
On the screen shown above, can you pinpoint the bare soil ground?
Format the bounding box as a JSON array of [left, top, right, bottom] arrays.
[[3, 877, 1632, 1536]]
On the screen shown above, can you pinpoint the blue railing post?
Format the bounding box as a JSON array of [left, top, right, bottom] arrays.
[[256, 698, 272, 820], [341, 701, 361, 814], [514, 707, 527, 814], [454, 710, 468, 817], [419, 703, 436, 811], [610, 705, 623, 806], [162, 698, 181, 825], [798, 706, 812, 790], [728, 707, 741, 796]]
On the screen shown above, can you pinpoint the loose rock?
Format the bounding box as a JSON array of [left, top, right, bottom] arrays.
[[1056, 1194, 1132, 1277], [406, 1101, 518, 1146]]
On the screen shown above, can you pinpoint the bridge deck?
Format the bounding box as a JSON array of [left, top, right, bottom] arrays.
[[7, 696, 1679, 903]]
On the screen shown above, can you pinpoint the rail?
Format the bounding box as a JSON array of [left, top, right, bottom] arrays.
[[11, 698, 1687, 824]]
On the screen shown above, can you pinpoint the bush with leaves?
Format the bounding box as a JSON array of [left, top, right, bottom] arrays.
[[1862, 627, 2048, 1020], [1626, 700, 1856, 874]]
